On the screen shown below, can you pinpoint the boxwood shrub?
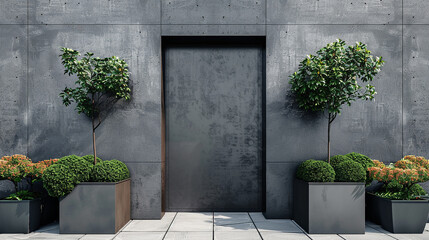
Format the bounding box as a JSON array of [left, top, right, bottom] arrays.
[[42, 164, 77, 197], [345, 152, 375, 184], [296, 159, 335, 182], [91, 160, 130, 182], [82, 155, 102, 164], [334, 160, 366, 182], [57, 155, 93, 182], [329, 154, 353, 171]]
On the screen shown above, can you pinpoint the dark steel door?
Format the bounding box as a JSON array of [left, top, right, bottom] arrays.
[[164, 37, 263, 211]]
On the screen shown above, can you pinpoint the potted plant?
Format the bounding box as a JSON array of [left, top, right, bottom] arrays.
[[367, 156, 429, 233], [289, 39, 384, 163], [293, 156, 367, 234], [41, 48, 132, 234], [0, 155, 57, 233], [42, 155, 131, 234]]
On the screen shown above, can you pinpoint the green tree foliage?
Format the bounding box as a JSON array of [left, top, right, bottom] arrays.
[[59, 48, 131, 165], [289, 39, 384, 162]]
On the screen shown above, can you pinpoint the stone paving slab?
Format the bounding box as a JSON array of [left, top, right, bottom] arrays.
[[168, 212, 213, 232], [307, 234, 344, 240], [214, 231, 261, 240], [114, 232, 164, 240], [259, 232, 310, 240], [253, 219, 302, 233], [164, 232, 212, 240], [214, 212, 252, 225], [123, 212, 176, 232], [1, 212, 429, 240]]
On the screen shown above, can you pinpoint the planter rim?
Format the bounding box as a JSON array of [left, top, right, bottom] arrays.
[[296, 179, 364, 185], [367, 192, 429, 203], [77, 178, 130, 186]]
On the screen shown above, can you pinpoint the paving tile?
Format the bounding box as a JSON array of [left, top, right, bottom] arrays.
[[214, 231, 262, 240], [0, 234, 37, 240], [214, 212, 252, 226], [388, 233, 429, 240], [169, 212, 213, 232], [259, 232, 310, 240], [114, 232, 164, 240], [174, 212, 213, 220], [215, 222, 257, 232], [122, 212, 176, 232], [164, 232, 212, 240], [249, 212, 267, 222], [340, 226, 395, 240], [27, 233, 84, 240], [253, 219, 302, 233], [34, 223, 59, 233], [307, 234, 344, 240], [80, 234, 116, 240], [366, 223, 394, 235]]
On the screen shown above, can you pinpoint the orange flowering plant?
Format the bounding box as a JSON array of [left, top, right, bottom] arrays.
[[0, 154, 58, 194], [368, 156, 429, 200]]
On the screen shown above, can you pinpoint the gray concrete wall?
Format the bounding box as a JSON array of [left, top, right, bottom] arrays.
[[0, 0, 428, 219]]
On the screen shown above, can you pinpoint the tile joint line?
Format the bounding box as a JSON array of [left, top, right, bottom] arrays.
[[248, 212, 264, 240]]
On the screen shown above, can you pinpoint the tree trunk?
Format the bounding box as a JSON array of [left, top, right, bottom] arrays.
[[328, 113, 331, 163], [92, 94, 97, 165]]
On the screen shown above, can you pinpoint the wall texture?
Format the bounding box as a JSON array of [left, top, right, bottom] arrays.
[[0, 0, 428, 219]]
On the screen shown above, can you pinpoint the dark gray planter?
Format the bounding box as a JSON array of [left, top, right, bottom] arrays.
[[0, 199, 41, 233], [366, 192, 382, 224], [293, 179, 365, 234], [60, 179, 131, 234], [367, 193, 429, 233]]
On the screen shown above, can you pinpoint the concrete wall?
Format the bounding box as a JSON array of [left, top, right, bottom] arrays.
[[0, 0, 428, 219]]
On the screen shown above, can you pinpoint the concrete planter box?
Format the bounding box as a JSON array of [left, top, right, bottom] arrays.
[[293, 179, 365, 234], [60, 179, 131, 234], [0, 199, 41, 233], [367, 193, 429, 233]]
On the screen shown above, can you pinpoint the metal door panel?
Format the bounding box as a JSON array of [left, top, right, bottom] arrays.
[[164, 38, 263, 211]]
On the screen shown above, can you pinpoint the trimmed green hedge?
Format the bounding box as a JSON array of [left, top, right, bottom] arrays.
[[334, 160, 366, 182], [42, 164, 77, 197], [345, 152, 375, 185], [296, 159, 335, 182], [330, 154, 353, 171], [57, 155, 93, 182], [82, 155, 102, 164], [91, 160, 130, 182]]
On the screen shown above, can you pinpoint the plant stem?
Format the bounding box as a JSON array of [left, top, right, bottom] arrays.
[[92, 93, 97, 165], [328, 113, 331, 163]]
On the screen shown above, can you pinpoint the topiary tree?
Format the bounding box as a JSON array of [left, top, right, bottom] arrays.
[[59, 48, 131, 165], [289, 39, 384, 163]]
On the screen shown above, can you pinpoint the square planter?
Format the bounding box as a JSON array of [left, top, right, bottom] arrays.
[[367, 193, 429, 233], [293, 179, 365, 234], [0, 199, 41, 233], [366, 192, 382, 224], [60, 179, 131, 234]]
